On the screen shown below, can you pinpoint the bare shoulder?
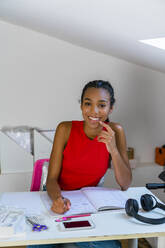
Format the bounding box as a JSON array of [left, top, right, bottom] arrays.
[[109, 122, 127, 150], [57, 121, 72, 131], [109, 122, 124, 134], [56, 121, 72, 140]]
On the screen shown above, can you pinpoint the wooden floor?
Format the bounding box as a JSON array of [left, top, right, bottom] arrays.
[[121, 239, 152, 248]]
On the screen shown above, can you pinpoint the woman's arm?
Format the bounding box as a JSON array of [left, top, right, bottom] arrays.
[[98, 121, 132, 190], [46, 121, 72, 214]]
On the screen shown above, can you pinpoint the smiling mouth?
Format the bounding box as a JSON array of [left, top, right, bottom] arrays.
[[89, 116, 100, 121]]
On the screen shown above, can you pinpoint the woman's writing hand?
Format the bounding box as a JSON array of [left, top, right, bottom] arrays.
[[97, 121, 117, 154], [51, 196, 71, 214]]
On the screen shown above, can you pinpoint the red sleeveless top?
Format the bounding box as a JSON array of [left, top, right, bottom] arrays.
[[58, 121, 109, 190]]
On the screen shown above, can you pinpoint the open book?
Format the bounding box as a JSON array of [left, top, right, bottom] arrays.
[[41, 187, 128, 216]]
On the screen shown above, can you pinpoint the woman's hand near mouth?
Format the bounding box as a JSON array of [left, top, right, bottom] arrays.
[[97, 121, 117, 154]]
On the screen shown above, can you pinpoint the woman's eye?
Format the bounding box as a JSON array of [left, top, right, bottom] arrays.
[[99, 104, 106, 108], [84, 102, 91, 106]]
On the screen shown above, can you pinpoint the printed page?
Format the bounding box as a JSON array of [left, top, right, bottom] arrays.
[[40, 190, 96, 216], [82, 187, 128, 211]]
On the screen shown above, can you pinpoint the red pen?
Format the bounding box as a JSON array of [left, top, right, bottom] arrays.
[[55, 214, 91, 222]]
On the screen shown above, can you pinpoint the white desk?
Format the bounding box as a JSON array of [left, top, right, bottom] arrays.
[[0, 187, 165, 248]]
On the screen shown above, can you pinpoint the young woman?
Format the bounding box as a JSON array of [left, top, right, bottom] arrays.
[[44, 80, 132, 248]]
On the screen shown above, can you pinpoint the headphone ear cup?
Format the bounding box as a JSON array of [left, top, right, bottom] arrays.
[[126, 194, 165, 225], [125, 199, 139, 217], [141, 194, 154, 211]]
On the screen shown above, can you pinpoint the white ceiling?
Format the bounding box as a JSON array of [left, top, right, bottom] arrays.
[[0, 0, 165, 73]]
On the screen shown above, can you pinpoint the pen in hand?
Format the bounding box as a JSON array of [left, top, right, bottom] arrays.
[[63, 197, 71, 210], [51, 196, 71, 214]]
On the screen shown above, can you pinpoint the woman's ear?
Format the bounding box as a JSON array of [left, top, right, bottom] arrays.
[[109, 106, 114, 114]]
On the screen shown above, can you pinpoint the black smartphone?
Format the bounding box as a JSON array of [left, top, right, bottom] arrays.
[[59, 220, 95, 231]]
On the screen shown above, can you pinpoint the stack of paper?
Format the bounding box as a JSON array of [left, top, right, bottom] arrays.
[[0, 205, 25, 239], [0, 226, 14, 239]]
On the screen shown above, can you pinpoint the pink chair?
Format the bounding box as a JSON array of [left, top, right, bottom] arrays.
[[30, 159, 79, 248], [30, 159, 50, 191]]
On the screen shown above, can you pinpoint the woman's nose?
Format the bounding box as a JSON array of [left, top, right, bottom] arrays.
[[91, 105, 99, 114]]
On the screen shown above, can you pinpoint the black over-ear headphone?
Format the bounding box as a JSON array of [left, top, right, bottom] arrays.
[[125, 194, 165, 224]]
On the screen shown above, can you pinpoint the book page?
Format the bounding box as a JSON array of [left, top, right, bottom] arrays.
[[82, 187, 128, 211], [40, 190, 96, 216]]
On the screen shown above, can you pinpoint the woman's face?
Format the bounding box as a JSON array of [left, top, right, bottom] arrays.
[[81, 87, 112, 128]]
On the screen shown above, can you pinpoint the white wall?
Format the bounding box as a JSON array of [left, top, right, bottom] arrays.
[[0, 172, 32, 192], [0, 20, 165, 165]]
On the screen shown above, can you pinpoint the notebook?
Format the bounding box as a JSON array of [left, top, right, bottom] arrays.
[[41, 187, 128, 216]]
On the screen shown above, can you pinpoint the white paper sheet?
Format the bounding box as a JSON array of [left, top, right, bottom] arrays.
[[0, 192, 44, 215]]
